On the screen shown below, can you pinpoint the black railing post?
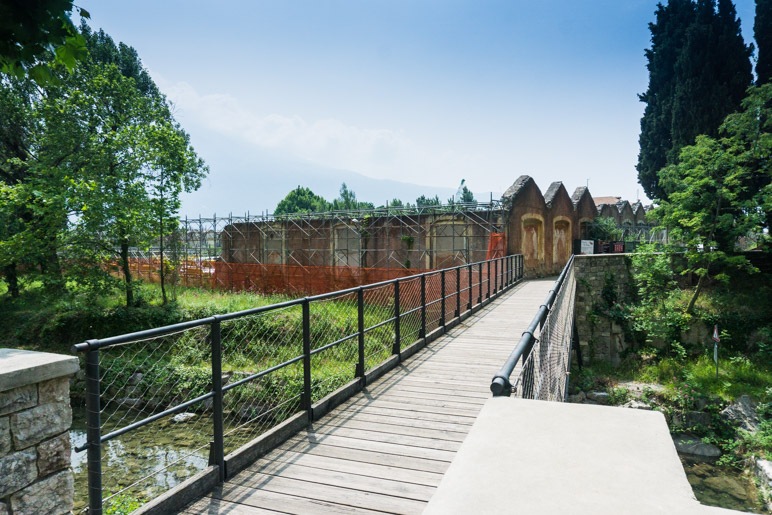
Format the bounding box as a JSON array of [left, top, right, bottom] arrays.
[[302, 299, 312, 421], [467, 264, 473, 311], [455, 267, 461, 317], [440, 270, 446, 328], [494, 258, 498, 294], [486, 260, 491, 299], [393, 281, 401, 357], [85, 347, 103, 515], [477, 262, 483, 305], [357, 288, 366, 384], [419, 274, 426, 339], [210, 319, 225, 481]]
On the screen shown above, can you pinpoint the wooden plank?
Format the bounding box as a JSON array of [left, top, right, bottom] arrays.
[[219, 474, 427, 514], [256, 449, 444, 486], [179, 280, 557, 514], [285, 432, 457, 462], [274, 438, 450, 474], [305, 425, 463, 450], [227, 459, 436, 501]]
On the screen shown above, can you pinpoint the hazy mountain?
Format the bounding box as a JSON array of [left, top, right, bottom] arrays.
[[180, 133, 501, 217]]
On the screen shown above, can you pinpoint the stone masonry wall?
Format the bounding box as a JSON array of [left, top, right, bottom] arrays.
[[574, 254, 633, 366], [0, 350, 79, 515]]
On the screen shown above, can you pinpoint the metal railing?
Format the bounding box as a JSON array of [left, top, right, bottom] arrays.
[[490, 255, 576, 399], [72, 254, 524, 514]]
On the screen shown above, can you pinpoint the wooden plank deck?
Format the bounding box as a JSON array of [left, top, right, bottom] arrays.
[[183, 279, 554, 515]]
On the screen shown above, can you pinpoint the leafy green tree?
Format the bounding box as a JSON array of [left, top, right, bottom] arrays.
[[0, 1, 90, 82], [654, 84, 771, 312], [757, 0, 772, 84], [0, 25, 207, 305], [331, 183, 374, 211], [416, 194, 441, 207], [637, 0, 753, 200], [274, 186, 330, 215]]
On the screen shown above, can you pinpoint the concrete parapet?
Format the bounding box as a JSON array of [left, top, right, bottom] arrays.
[[0, 349, 79, 515], [425, 397, 742, 514]]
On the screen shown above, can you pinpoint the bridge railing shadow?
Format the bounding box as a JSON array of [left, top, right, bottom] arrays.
[[71, 254, 524, 514]]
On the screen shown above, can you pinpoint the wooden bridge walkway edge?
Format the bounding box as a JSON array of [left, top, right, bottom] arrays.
[[137, 279, 555, 515]]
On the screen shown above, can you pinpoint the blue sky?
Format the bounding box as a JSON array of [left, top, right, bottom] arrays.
[[74, 0, 759, 215]]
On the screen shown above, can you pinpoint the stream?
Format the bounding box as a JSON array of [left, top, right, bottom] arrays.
[[680, 455, 767, 514], [70, 406, 257, 513]]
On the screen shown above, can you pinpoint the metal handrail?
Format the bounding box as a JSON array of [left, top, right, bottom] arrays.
[[72, 254, 524, 515], [490, 255, 574, 397]]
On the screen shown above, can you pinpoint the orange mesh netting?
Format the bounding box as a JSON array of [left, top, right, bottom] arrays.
[[486, 232, 506, 260]]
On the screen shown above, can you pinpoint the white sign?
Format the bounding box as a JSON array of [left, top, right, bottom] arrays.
[[712, 325, 720, 343], [580, 240, 594, 255]]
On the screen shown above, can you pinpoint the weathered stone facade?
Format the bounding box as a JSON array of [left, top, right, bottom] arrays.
[[220, 176, 610, 283], [0, 349, 79, 515], [573, 254, 633, 365]]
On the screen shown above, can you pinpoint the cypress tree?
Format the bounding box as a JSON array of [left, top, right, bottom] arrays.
[[637, 0, 696, 200], [637, 0, 753, 200], [756, 0, 772, 84]]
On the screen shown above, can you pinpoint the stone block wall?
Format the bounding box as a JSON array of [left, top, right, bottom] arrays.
[[573, 254, 633, 366], [0, 349, 79, 515]]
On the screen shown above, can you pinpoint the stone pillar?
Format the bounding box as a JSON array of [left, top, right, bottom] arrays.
[[0, 349, 79, 515]]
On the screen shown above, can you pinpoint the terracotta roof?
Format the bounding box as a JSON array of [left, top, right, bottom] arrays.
[[593, 196, 621, 206]]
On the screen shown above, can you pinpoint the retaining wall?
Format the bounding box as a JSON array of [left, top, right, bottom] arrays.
[[0, 349, 79, 515]]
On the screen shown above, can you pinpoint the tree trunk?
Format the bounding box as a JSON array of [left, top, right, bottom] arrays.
[[3, 264, 20, 297], [686, 273, 706, 315], [159, 215, 167, 305], [120, 240, 134, 307]]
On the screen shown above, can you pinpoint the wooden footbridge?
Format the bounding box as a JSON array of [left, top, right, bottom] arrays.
[[180, 279, 554, 514]]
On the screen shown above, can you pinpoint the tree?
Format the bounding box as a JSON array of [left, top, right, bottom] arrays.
[[331, 183, 374, 211], [0, 25, 208, 305], [274, 186, 330, 215], [654, 84, 771, 312], [637, 0, 753, 200], [416, 194, 441, 207], [756, 0, 772, 84], [0, 0, 90, 83]]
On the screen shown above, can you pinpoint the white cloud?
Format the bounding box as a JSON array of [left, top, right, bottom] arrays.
[[159, 80, 451, 184]]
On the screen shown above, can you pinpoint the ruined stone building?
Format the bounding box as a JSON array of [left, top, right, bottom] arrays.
[[211, 176, 649, 293]]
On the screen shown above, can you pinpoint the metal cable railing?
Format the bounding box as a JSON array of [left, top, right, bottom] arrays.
[[72, 254, 524, 515], [490, 255, 576, 399]]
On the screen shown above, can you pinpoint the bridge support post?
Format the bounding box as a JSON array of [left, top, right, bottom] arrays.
[[210, 319, 225, 482], [302, 299, 312, 421], [392, 281, 401, 358], [440, 270, 446, 328], [357, 288, 366, 385]]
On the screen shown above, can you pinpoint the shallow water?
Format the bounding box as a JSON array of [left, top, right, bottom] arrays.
[[681, 455, 767, 514], [70, 406, 260, 512]]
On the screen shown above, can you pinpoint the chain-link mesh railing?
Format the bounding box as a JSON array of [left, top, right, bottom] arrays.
[[490, 256, 576, 401], [513, 261, 576, 401], [73, 255, 524, 514]]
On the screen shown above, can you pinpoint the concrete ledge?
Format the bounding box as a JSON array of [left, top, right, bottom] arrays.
[[425, 398, 742, 515], [0, 349, 79, 392]]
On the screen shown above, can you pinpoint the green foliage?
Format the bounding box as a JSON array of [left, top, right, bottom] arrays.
[[104, 492, 142, 515], [0, 0, 90, 83], [587, 216, 623, 241], [415, 194, 440, 207], [637, 0, 753, 200], [0, 24, 207, 306], [274, 186, 331, 215]]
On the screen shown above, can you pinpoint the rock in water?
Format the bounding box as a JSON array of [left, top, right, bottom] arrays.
[[172, 413, 196, 423]]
